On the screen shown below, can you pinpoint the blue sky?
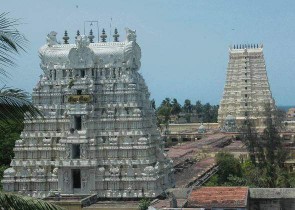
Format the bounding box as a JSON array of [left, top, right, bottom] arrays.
[[3, 0, 295, 106]]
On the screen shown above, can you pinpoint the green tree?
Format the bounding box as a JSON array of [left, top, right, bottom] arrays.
[[182, 99, 193, 113], [204, 174, 219, 186], [183, 99, 192, 113], [240, 104, 290, 187], [260, 105, 288, 187], [0, 88, 41, 128], [202, 103, 211, 122], [215, 152, 242, 184], [195, 100, 203, 114], [240, 117, 260, 165], [138, 197, 151, 210], [0, 192, 63, 210], [171, 98, 181, 115], [161, 97, 172, 107], [261, 105, 287, 167], [0, 13, 41, 128], [156, 98, 173, 131], [211, 105, 219, 122], [182, 99, 193, 123], [0, 13, 58, 210], [157, 105, 171, 130], [241, 160, 268, 187], [0, 120, 23, 166]]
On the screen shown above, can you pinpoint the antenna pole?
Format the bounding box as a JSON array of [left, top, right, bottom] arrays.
[[109, 18, 112, 42], [96, 21, 99, 42], [84, 21, 86, 35]]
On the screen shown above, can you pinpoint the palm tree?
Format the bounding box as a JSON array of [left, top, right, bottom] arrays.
[[0, 13, 59, 210], [0, 12, 41, 127], [0, 192, 64, 210], [0, 87, 41, 126], [0, 12, 27, 77]]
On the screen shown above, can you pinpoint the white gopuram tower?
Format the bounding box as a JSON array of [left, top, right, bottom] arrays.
[[2, 28, 174, 198], [218, 44, 275, 130]]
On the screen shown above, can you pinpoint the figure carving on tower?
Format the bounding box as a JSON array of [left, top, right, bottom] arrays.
[[63, 171, 69, 185], [80, 144, 87, 159], [81, 171, 89, 189], [75, 35, 90, 48], [65, 145, 71, 159], [126, 28, 136, 42], [46, 31, 59, 46]]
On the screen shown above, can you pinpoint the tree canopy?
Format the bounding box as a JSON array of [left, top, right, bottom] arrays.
[[155, 98, 219, 128], [206, 105, 294, 188], [0, 12, 41, 129], [0, 12, 59, 210]]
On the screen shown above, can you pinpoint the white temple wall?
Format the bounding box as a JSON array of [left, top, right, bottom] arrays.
[[2, 29, 174, 198]]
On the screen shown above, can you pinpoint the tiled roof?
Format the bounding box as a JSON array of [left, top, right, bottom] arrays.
[[188, 187, 248, 208]]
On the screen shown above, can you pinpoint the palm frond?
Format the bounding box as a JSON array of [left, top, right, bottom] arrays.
[[0, 87, 42, 125], [0, 192, 64, 210], [0, 12, 28, 79]]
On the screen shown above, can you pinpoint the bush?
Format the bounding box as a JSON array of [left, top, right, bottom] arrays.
[[138, 197, 151, 210]]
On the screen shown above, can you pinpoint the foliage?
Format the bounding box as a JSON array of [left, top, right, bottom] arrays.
[[0, 12, 56, 209], [156, 98, 182, 127], [206, 154, 294, 188], [240, 160, 269, 187], [0, 192, 64, 210], [287, 172, 295, 187], [155, 98, 219, 127], [215, 152, 242, 184], [240, 104, 289, 187], [183, 99, 192, 113], [0, 12, 27, 78], [201, 103, 219, 123], [157, 103, 172, 130], [195, 100, 202, 114], [240, 117, 260, 165], [138, 197, 151, 210], [171, 98, 181, 115], [0, 120, 23, 190], [0, 13, 41, 128], [0, 120, 23, 165], [206, 105, 293, 188], [204, 174, 218, 186], [0, 87, 42, 128], [261, 105, 287, 167]]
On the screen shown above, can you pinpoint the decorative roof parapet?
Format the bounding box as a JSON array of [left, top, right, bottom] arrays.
[[39, 28, 141, 70], [229, 43, 263, 50]]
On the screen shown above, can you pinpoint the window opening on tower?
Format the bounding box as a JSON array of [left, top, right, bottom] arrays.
[[72, 144, 81, 159], [74, 116, 82, 130]]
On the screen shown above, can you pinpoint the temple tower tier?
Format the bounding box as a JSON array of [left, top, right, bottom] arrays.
[[2, 28, 174, 198], [218, 44, 275, 130]]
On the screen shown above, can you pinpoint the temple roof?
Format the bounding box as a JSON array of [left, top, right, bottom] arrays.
[[188, 187, 248, 208], [39, 28, 141, 70]]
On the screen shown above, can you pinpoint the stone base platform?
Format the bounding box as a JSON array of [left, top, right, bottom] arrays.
[[45, 194, 96, 210], [45, 194, 142, 210], [83, 201, 140, 210]]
